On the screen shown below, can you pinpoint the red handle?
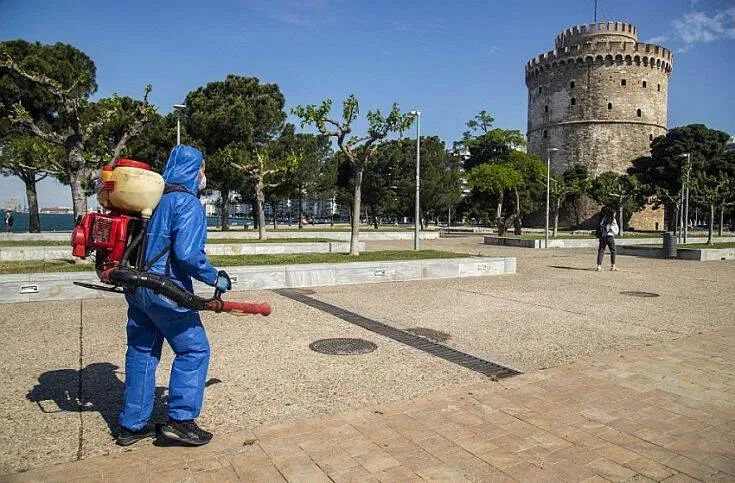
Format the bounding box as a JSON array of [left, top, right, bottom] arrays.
[[218, 301, 272, 316]]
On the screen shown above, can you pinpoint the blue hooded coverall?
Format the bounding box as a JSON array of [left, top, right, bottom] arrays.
[[119, 145, 218, 431]]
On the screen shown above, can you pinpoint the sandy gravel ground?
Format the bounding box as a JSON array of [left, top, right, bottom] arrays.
[[1, 235, 733, 473]]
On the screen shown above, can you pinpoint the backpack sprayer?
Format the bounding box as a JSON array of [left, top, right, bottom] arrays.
[[70, 159, 271, 316]]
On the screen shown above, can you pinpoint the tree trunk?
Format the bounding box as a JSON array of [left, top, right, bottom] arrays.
[[23, 176, 41, 233], [512, 188, 522, 235], [68, 146, 88, 219], [220, 188, 230, 231], [553, 197, 561, 238], [708, 203, 714, 245], [251, 198, 259, 230], [271, 201, 277, 230], [298, 185, 303, 229], [350, 167, 364, 256], [496, 192, 504, 221], [719, 203, 724, 237], [372, 214, 378, 229], [254, 179, 267, 240]]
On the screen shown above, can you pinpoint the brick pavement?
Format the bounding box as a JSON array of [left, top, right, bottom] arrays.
[[4, 326, 733, 482]]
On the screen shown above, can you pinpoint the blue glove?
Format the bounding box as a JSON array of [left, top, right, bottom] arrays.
[[215, 270, 231, 293]]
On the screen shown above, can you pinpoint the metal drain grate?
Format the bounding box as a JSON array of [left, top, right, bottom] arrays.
[[309, 338, 377, 355], [621, 291, 660, 298], [275, 289, 520, 379], [405, 327, 451, 343]]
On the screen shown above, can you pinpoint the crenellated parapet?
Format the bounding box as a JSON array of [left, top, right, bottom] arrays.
[[525, 41, 673, 80], [555, 21, 637, 48]]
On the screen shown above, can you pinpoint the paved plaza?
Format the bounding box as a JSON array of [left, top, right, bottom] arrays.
[[0, 236, 733, 481]]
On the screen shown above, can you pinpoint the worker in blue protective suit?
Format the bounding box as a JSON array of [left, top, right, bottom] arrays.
[[116, 145, 231, 447]]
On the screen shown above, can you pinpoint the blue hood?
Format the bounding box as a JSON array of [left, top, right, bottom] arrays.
[[162, 145, 203, 194]]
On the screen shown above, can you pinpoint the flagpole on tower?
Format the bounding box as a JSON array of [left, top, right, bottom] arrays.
[[594, 0, 598, 22]]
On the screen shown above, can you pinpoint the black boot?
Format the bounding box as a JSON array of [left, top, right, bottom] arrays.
[[160, 419, 212, 446], [116, 424, 156, 446]]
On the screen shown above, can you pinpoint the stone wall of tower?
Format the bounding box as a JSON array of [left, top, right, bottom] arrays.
[[525, 22, 673, 230]]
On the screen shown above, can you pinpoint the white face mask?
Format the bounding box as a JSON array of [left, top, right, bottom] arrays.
[[199, 171, 207, 191]]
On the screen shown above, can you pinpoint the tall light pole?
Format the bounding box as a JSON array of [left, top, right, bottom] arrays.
[[678, 153, 691, 243], [545, 147, 559, 249], [174, 104, 186, 145], [684, 154, 691, 243], [410, 110, 421, 251]]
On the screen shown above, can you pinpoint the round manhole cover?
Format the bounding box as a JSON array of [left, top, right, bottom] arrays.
[[405, 327, 451, 343], [309, 338, 377, 355], [621, 291, 660, 298]]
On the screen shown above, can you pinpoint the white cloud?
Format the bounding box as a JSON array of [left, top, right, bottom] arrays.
[[488, 46, 500, 54], [646, 35, 669, 44], [672, 6, 735, 45], [252, 0, 338, 28]]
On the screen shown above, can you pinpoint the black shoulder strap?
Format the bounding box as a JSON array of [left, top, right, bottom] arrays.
[[163, 183, 194, 196]]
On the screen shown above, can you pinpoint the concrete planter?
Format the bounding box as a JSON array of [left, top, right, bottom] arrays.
[[0, 242, 365, 262], [618, 245, 735, 261], [484, 235, 735, 249], [0, 256, 515, 304]]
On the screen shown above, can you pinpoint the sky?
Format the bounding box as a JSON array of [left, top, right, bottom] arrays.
[[1, 0, 734, 208]]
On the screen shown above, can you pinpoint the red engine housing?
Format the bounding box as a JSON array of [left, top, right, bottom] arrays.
[[71, 212, 140, 270]]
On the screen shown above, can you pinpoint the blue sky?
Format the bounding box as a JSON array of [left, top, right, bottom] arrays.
[[1, 0, 734, 208]]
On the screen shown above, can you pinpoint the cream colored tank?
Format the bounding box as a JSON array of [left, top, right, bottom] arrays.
[[98, 160, 165, 218]]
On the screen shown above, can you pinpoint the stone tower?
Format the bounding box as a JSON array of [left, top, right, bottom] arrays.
[[525, 21, 673, 228]]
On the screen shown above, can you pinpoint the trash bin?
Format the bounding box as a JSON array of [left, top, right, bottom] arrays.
[[663, 232, 677, 259]]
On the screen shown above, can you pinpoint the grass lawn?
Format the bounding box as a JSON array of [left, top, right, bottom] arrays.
[[679, 242, 735, 249], [0, 238, 336, 248], [0, 250, 473, 275]]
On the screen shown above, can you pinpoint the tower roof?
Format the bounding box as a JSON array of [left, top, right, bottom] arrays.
[[556, 21, 637, 49]]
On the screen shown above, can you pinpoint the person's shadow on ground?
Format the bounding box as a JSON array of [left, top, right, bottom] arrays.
[[26, 362, 168, 436]]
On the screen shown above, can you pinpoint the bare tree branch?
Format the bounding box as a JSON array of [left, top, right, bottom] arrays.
[[9, 114, 65, 145]]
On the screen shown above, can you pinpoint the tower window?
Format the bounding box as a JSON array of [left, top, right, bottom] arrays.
[[571, 98, 576, 106], [621, 79, 627, 86], [544, 105, 548, 113], [637, 108, 642, 117], [543, 130, 548, 138], [657, 84, 661, 91], [608, 102, 612, 110], [538, 87, 542, 94], [642, 80, 647, 88], [649, 134, 653, 141], [570, 81, 575, 88]]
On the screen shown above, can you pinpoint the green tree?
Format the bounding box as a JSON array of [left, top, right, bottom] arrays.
[[691, 147, 735, 243], [293, 95, 413, 255], [125, 112, 181, 171], [462, 111, 526, 170], [184, 75, 286, 231], [550, 164, 590, 237], [270, 125, 332, 228], [0, 135, 63, 232], [629, 124, 731, 231], [1, 41, 154, 218], [589, 172, 646, 231]]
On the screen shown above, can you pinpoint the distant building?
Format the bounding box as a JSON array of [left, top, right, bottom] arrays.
[[3, 199, 21, 211], [40, 207, 73, 214], [726, 136, 735, 152]]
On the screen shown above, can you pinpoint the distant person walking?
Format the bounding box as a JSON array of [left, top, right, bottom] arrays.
[[4, 211, 14, 233], [596, 206, 619, 271]]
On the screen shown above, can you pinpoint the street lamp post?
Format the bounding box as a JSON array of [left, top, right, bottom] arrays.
[[174, 104, 186, 145], [410, 110, 421, 251], [678, 153, 691, 243], [545, 148, 559, 249]]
